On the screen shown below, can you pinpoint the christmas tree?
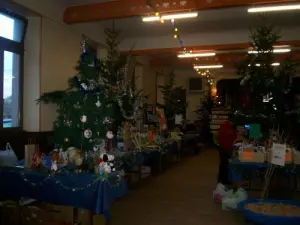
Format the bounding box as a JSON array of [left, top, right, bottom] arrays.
[[38, 28, 143, 151], [158, 72, 187, 120], [232, 24, 297, 134]]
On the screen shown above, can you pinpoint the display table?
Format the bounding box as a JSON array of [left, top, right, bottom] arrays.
[[229, 160, 300, 191], [0, 168, 127, 222]]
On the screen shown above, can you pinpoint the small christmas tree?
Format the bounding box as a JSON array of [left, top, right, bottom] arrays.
[[158, 72, 187, 121], [232, 24, 297, 134]]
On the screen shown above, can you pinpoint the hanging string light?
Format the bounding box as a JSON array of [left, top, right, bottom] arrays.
[[196, 69, 215, 86], [146, 1, 186, 51]]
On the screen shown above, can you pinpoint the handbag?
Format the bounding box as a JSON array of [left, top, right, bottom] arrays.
[[0, 143, 18, 167]]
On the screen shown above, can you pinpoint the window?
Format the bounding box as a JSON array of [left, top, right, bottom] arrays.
[[0, 11, 27, 128]]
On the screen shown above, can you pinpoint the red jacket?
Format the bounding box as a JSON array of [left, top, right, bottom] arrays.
[[218, 121, 237, 154]]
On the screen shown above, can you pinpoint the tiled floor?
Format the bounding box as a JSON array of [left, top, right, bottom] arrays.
[[109, 149, 246, 225]]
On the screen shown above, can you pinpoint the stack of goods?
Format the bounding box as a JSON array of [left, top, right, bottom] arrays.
[[234, 141, 266, 163], [213, 183, 248, 210], [210, 108, 229, 137]]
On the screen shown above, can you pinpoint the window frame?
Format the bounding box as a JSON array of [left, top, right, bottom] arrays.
[[0, 9, 28, 131]]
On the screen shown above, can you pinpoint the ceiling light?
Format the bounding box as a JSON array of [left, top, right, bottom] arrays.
[[248, 62, 280, 67], [178, 52, 215, 58], [194, 65, 223, 69], [248, 4, 300, 13], [248, 48, 291, 54], [142, 12, 198, 22]]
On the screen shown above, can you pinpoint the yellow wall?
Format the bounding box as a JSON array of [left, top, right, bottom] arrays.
[[24, 16, 83, 131]]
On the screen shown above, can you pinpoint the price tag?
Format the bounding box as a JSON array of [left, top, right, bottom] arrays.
[[271, 143, 286, 166]]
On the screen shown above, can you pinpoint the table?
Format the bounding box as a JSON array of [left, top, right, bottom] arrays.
[[0, 168, 128, 223], [229, 160, 300, 191]]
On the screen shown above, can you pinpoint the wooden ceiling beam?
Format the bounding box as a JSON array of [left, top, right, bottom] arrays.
[[64, 0, 299, 24]]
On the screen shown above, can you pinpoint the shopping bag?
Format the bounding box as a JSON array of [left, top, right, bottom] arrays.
[[222, 188, 247, 210], [25, 139, 39, 168], [213, 183, 233, 204], [0, 143, 18, 166]]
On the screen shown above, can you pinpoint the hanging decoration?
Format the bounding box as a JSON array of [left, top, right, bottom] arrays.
[[146, 1, 186, 51], [196, 69, 215, 86]]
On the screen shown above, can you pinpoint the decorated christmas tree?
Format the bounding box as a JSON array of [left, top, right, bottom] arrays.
[[38, 28, 144, 152], [158, 72, 187, 123], [232, 24, 297, 134]]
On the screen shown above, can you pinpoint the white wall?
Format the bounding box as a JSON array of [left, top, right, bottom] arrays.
[[23, 17, 41, 131], [39, 17, 82, 131], [23, 16, 84, 131]]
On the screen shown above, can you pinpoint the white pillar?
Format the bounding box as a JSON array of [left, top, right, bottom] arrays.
[[23, 17, 41, 131]]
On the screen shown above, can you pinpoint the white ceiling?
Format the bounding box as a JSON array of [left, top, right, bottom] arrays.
[[94, 6, 300, 38]]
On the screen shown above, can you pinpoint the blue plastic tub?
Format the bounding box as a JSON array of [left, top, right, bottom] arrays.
[[239, 199, 300, 225]]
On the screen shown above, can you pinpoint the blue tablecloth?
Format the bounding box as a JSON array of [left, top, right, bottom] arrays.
[[0, 168, 127, 219], [229, 160, 268, 182]]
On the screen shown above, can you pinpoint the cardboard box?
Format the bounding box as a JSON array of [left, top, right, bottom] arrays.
[[21, 205, 52, 225], [0, 202, 21, 225]]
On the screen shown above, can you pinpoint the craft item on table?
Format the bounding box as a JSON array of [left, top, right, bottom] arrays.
[[58, 151, 69, 166], [25, 140, 38, 168], [222, 188, 248, 210], [0, 143, 18, 167], [170, 132, 180, 142], [148, 130, 154, 143], [156, 107, 167, 131], [31, 151, 45, 169], [67, 147, 83, 166], [285, 148, 293, 164], [131, 132, 142, 150], [98, 153, 115, 174], [50, 151, 59, 172]]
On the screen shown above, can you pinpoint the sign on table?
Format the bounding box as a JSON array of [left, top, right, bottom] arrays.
[[270, 143, 286, 166]]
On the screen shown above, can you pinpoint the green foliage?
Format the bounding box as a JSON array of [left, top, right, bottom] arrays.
[[233, 24, 296, 132], [158, 72, 187, 116], [37, 28, 146, 150]]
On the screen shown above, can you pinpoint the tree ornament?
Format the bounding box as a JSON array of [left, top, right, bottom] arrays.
[[80, 115, 87, 123], [84, 129, 92, 138], [64, 137, 69, 142], [106, 131, 114, 139], [103, 117, 110, 124], [95, 96, 101, 107]]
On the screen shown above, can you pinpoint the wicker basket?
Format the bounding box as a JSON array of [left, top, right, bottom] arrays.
[[293, 151, 300, 164]]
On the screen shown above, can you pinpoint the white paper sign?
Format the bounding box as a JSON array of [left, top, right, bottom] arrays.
[[270, 143, 286, 166], [175, 114, 183, 125]]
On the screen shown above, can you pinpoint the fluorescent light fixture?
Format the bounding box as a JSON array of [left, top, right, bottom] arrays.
[[248, 48, 291, 54], [142, 12, 198, 22], [194, 65, 223, 69], [248, 62, 280, 67], [248, 4, 300, 13], [178, 52, 215, 58]]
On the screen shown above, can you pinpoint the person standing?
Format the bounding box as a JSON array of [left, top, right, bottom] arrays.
[[217, 120, 237, 184]]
